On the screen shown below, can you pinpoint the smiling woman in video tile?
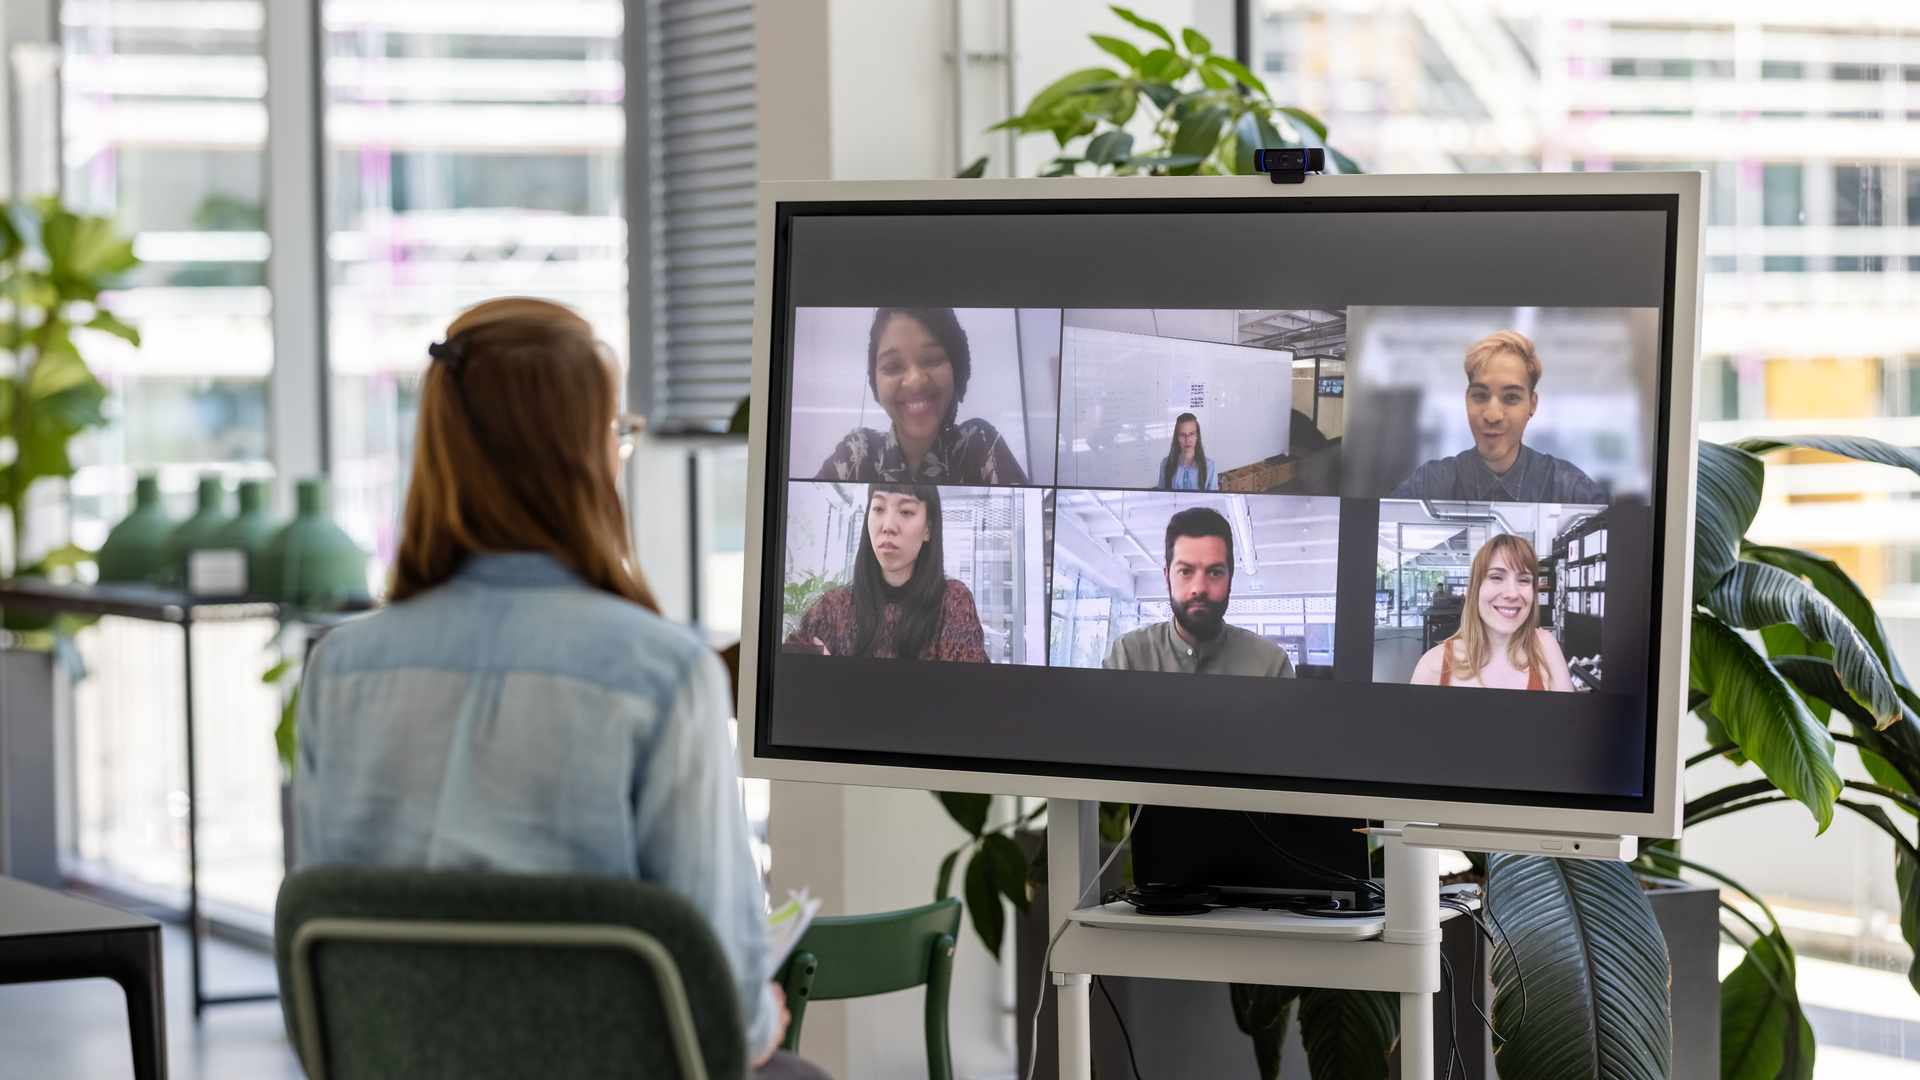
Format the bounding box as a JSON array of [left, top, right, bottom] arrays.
[[812, 307, 1029, 485], [1410, 533, 1573, 691]]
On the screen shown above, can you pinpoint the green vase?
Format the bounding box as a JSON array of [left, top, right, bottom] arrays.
[[254, 479, 370, 605], [211, 480, 281, 589], [96, 476, 179, 584], [157, 476, 232, 588]]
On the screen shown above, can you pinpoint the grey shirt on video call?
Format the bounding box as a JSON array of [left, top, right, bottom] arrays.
[[1103, 620, 1297, 677], [1391, 444, 1610, 504]]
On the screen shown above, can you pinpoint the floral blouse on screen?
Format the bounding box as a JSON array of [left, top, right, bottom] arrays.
[[787, 580, 990, 662], [812, 420, 1029, 485]]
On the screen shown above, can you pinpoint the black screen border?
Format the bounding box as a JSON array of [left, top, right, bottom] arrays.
[[751, 191, 1681, 818]]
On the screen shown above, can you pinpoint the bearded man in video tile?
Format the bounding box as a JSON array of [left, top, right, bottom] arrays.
[[1102, 507, 1295, 677], [1391, 330, 1610, 504]]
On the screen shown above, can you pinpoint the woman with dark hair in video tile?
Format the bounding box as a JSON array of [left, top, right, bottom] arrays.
[[1391, 331, 1609, 503], [813, 308, 1029, 485], [1155, 413, 1219, 491], [788, 484, 989, 661], [1410, 533, 1573, 691]]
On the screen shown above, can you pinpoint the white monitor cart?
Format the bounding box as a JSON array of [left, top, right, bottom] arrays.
[[1044, 800, 1446, 1080]]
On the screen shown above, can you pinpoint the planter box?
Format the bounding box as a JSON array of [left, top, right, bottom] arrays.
[[1646, 876, 1721, 1080], [0, 647, 66, 887]]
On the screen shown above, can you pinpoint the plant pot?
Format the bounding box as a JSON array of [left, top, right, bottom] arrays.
[[157, 475, 232, 588], [253, 479, 369, 605], [95, 475, 178, 584], [1643, 876, 1721, 1080]]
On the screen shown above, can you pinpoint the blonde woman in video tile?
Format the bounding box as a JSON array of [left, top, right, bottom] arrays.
[[1410, 533, 1573, 691]]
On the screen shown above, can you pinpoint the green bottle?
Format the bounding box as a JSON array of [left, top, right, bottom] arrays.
[[254, 479, 370, 606], [157, 476, 232, 588], [96, 476, 180, 584], [211, 480, 281, 593]]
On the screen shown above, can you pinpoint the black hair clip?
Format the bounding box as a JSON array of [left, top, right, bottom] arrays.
[[427, 336, 469, 377]]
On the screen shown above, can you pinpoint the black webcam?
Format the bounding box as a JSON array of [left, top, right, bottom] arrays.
[[1253, 147, 1325, 185]]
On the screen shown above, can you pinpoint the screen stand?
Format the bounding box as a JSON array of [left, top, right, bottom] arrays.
[[1045, 801, 1442, 1080]]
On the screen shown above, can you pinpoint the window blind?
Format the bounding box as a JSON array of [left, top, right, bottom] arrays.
[[653, 0, 756, 429]]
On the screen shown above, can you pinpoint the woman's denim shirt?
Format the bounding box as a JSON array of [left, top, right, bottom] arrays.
[[293, 552, 774, 1051]]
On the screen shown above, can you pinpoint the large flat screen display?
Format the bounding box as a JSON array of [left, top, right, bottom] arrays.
[[740, 174, 1701, 837]]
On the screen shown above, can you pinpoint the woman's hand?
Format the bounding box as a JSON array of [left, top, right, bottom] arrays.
[[752, 982, 792, 1067], [812, 637, 832, 656]]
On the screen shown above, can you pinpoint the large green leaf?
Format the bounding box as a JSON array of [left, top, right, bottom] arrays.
[[1744, 543, 1907, 684], [1730, 433, 1920, 476], [1204, 54, 1269, 96], [1168, 103, 1230, 175], [980, 832, 1032, 913], [1694, 441, 1765, 603], [1109, 5, 1176, 50], [1083, 130, 1134, 166], [1485, 855, 1670, 1080], [1089, 34, 1143, 69], [936, 791, 990, 837], [1691, 614, 1840, 830], [1776, 653, 1920, 800], [1705, 560, 1901, 727], [1720, 929, 1813, 1080], [962, 846, 1005, 960], [1899, 847, 1920, 995], [1231, 983, 1301, 1080], [1297, 986, 1397, 1080]]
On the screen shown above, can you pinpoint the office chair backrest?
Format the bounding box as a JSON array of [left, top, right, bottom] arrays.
[[275, 867, 749, 1080], [776, 898, 962, 1080]]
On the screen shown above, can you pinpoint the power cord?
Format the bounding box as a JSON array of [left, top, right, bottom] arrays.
[[1439, 891, 1526, 1045], [1023, 804, 1144, 1080], [1230, 812, 1385, 906], [1094, 975, 1143, 1080]]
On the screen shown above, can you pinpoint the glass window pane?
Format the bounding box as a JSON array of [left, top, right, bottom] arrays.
[[59, 0, 278, 918], [61, 0, 273, 547], [322, 2, 627, 581]]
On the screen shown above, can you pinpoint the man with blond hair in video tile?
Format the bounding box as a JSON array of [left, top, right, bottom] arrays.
[[1391, 330, 1609, 503], [1103, 507, 1295, 677]]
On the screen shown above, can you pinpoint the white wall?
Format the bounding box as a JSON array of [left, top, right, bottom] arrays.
[[750, 4, 1205, 1076], [1059, 323, 1294, 488]]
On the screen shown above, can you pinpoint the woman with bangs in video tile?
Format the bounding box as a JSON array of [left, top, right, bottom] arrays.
[[1410, 533, 1573, 691], [787, 483, 989, 662], [812, 307, 1029, 485]]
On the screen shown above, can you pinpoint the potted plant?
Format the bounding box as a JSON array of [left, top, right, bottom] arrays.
[[0, 198, 139, 584]]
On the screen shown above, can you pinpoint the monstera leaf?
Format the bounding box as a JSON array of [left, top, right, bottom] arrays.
[[1705, 560, 1901, 727], [1691, 614, 1841, 831], [1486, 854, 1670, 1080], [1693, 441, 1765, 603]]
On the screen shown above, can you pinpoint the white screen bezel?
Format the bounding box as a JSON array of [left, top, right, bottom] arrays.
[[734, 171, 1701, 840]]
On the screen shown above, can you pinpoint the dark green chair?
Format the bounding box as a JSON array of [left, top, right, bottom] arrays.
[[275, 867, 750, 1080], [774, 899, 962, 1080]]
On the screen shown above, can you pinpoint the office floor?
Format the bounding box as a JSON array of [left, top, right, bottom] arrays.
[[0, 924, 300, 1080], [2, 923, 1918, 1079]]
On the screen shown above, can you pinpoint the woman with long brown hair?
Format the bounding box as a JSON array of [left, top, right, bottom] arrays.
[[1155, 412, 1218, 491], [292, 298, 821, 1077], [787, 483, 989, 661], [1410, 533, 1573, 691]]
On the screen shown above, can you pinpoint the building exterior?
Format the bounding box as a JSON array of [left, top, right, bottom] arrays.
[[1260, 0, 1920, 968]]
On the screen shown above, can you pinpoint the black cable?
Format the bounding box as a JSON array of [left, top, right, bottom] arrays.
[[1242, 813, 1383, 896], [1225, 812, 1384, 904], [1481, 893, 1528, 1037], [1440, 897, 1501, 1044], [1440, 953, 1465, 1080], [1095, 975, 1143, 1080]]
